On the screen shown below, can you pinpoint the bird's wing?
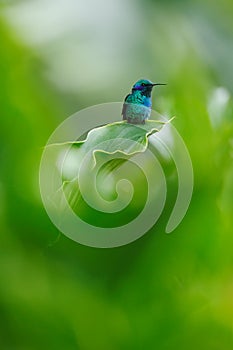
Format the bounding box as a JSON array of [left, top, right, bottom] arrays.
[[122, 94, 130, 120]]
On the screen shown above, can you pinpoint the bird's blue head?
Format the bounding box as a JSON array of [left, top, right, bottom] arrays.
[[132, 79, 166, 96]]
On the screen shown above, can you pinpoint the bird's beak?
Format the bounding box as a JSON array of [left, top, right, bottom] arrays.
[[152, 83, 167, 86]]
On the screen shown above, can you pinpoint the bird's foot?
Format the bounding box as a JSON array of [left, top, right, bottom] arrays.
[[127, 118, 146, 125]]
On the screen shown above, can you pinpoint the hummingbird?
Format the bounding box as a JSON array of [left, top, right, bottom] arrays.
[[122, 78, 166, 124]]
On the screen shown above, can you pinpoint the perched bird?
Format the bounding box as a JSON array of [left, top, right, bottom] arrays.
[[122, 78, 166, 124]]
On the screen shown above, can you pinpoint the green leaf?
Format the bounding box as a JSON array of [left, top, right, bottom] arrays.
[[55, 118, 173, 217], [65, 119, 172, 161], [54, 118, 174, 183]]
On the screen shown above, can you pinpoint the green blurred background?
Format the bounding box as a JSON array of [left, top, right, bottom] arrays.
[[0, 0, 233, 349]]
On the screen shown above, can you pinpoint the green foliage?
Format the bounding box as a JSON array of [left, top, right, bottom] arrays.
[[60, 119, 170, 166], [54, 119, 170, 228], [0, 1, 233, 349]]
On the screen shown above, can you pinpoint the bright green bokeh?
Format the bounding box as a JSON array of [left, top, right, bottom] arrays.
[[0, 0, 233, 349]]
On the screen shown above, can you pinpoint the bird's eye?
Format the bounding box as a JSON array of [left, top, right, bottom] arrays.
[[141, 83, 146, 86]]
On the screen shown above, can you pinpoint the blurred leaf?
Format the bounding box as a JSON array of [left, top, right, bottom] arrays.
[[63, 119, 171, 162], [51, 119, 172, 226]]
